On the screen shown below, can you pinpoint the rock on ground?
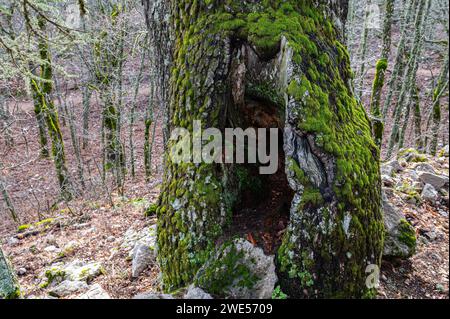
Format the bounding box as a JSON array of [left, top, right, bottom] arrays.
[[49, 280, 88, 298], [382, 191, 417, 259], [76, 284, 111, 299], [381, 160, 404, 177], [122, 225, 157, 278], [131, 243, 156, 278], [419, 172, 449, 190], [421, 184, 440, 204], [122, 225, 157, 256], [41, 259, 104, 288], [184, 285, 213, 299], [194, 238, 277, 299]]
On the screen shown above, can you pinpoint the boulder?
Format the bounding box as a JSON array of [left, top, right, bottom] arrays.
[[382, 191, 417, 259], [397, 148, 427, 163], [131, 243, 156, 278], [0, 247, 20, 299], [122, 225, 157, 258], [381, 160, 403, 177], [76, 283, 111, 299], [193, 238, 277, 299], [41, 260, 104, 288], [122, 225, 157, 278], [49, 280, 88, 298], [419, 172, 449, 190], [184, 285, 213, 299], [421, 184, 439, 204], [413, 163, 436, 174]]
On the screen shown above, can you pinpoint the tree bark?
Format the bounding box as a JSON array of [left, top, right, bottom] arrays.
[[369, 0, 394, 147], [0, 246, 20, 299], [145, 0, 383, 298]]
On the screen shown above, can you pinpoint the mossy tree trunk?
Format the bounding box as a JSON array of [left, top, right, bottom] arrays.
[[369, 0, 394, 147], [29, 17, 72, 200], [0, 246, 20, 299], [387, 0, 428, 157], [411, 84, 424, 150], [382, 0, 419, 118], [356, 0, 372, 101], [145, 0, 383, 298], [93, 5, 126, 178], [428, 54, 449, 155], [30, 76, 50, 158]]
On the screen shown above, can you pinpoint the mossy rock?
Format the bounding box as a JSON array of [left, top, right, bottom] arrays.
[[40, 260, 104, 288], [398, 148, 428, 163], [382, 192, 417, 259], [194, 239, 276, 299]]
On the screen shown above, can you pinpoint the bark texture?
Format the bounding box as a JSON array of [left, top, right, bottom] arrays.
[[0, 247, 20, 299], [144, 0, 383, 298]]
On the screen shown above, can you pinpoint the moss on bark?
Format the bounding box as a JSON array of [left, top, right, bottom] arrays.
[[152, 0, 383, 298]]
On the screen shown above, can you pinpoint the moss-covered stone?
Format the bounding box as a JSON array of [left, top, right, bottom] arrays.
[[397, 219, 417, 253]]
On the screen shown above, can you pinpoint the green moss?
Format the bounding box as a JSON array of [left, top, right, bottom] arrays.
[[145, 203, 159, 217], [40, 267, 66, 288], [370, 58, 388, 147], [35, 218, 54, 227], [17, 224, 32, 233], [397, 148, 427, 162], [398, 219, 417, 252], [272, 285, 288, 299], [194, 241, 259, 297], [0, 249, 21, 299]]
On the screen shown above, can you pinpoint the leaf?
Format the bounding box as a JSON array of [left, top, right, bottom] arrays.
[[246, 232, 257, 246]]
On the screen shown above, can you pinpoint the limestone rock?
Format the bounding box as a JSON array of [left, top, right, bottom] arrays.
[[382, 191, 417, 259], [41, 260, 103, 288], [381, 160, 403, 177], [49, 280, 88, 297], [413, 163, 436, 174], [184, 285, 213, 299], [194, 238, 277, 299], [76, 283, 111, 299], [131, 243, 156, 278], [419, 172, 449, 190], [122, 225, 157, 258], [421, 184, 439, 204], [398, 148, 427, 163]]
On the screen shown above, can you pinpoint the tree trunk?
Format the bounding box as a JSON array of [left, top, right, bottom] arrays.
[[429, 54, 449, 155], [30, 17, 72, 200], [382, 0, 419, 118], [0, 246, 20, 299], [387, 0, 428, 157], [369, 0, 394, 147], [145, 0, 383, 298]]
